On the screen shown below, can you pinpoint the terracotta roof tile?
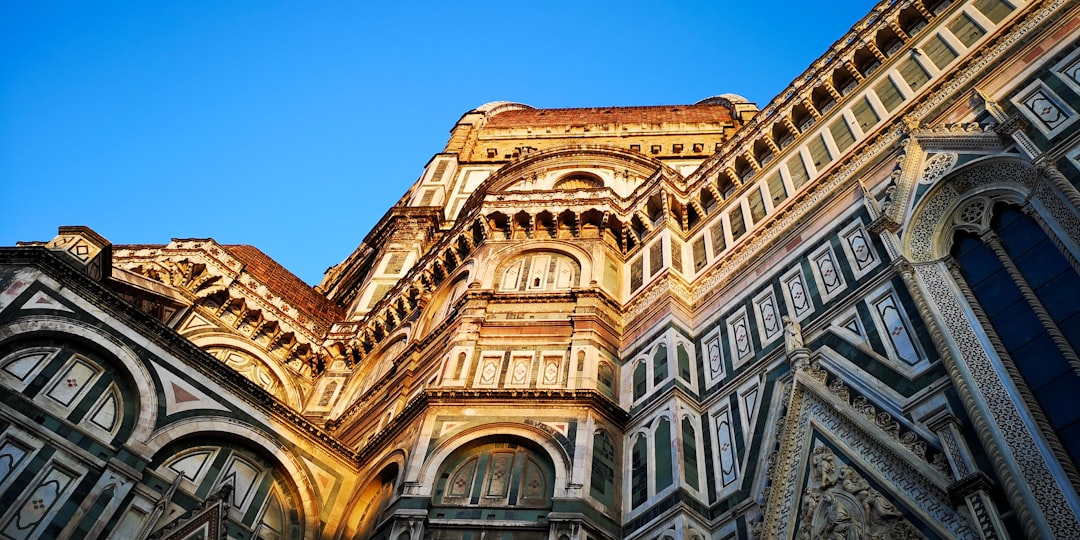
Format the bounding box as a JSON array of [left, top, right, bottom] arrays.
[[224, 245, 344, 326], [485, 104, 734, 128]]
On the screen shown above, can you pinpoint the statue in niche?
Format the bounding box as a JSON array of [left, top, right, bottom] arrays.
[[783, 315, 804, 351]]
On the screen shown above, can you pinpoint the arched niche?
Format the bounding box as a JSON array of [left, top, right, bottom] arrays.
[[424, 434, 557, 538], [417, 266, 472, 339], [330, 332, 409, 418], [480, 242, 593, 292], [189, 334, 300, 408], [148, 437, 306, 540]]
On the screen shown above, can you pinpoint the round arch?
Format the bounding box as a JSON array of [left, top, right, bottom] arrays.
[[416, 263, 473, 338], [188, 333, 303, 409], [413, 423, 573, 498], [0, 315, 158, 445], [330, 331, 411, 418], [338, 449, 408, 539], [145, 416, 324, 539], [479, 240, 595, 290], [902, 156, 1039, 263]]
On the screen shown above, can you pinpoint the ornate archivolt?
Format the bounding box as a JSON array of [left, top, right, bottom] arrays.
[[115, 242, 326, 382], [894, 155, 1080, 538]]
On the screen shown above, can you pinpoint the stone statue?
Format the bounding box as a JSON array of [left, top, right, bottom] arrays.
[[783, 315, 804, 351]]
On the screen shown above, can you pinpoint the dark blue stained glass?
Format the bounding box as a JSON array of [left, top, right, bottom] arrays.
[[1034, 376, 1080, 431], [954, 235, 1000, 285], [989, 296, 1047, 348], [1012, 337, 1072, 389], [1010, 238, 1070, 288], [1059, 424, 1080, 466], [955, 228, 1080, 470]]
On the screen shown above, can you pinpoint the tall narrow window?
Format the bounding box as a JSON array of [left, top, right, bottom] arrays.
[[787, 154, 811, 189], [692, 237, 708, 271], [899, 57, 931, 91], [948, 13, 985, 47], [852, 97, 880, 132], [766, 170, 787, 206], [710, 222, 727, 254], [730, 206, 747, 240], [953, 205, 1080, 468], [829, 118, 856, 153], [677, 343, 692, 382], [590, 431, 616, 508], [631, 257, 644, 291], [632, 362, 647, 401], [748, 188, 767, 223], [649, 240, 664, 276], [974, 0, 1012, 23], [653, 345, 668, 385], [631, 434, 648, 508], [654, 418, 673, 491], [597, 362, 615, 399], [681, 417, 699, 490], [808, 135, 832, 171], [874, 78, 904, 112], [924, 35, 958, 69]]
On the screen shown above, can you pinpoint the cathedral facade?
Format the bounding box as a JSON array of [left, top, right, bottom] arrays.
[[2, 0, 1080, 538]]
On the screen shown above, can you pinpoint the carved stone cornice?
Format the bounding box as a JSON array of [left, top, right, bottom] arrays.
[[0, 247, 359, 462]]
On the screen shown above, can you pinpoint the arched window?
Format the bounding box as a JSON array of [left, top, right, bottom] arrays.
[[682, 416, 700, 491], [632, 361, 647, 401], [497, 252, 580, 292], [654, 417, 673, 492], [597, 361, 615, 399], [653, 345, 668, 385], [952, 203, 1080, 467], [352, 465, 398, 540], [152, 443, 301, 539], [553, 172, 604, 190], [430, 439, 554, 537], [630, 434, 648, 508], [676, 343, 692, 382], [590, 431, 617, 508]]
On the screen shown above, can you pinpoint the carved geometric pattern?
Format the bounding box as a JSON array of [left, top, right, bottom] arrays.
[[0, 434, 34, 495], [727, 310, 754, 365], [755, 289, 783, 344], [44, 356, 100, 408], [918, 152, 958, 186], [840, 222, 879, 279], [907, 161, 1038, 262], [19, 290, 73, 313], [1, 463, 79, 539], [475, 356, 501, 387], [870, 290, 921, 365], [712, 407, 738, 488], [782, 267, 813, 320], [915, 263, 1080, 537], [810, 245, 846, 302], [1011, 81, 1077, 137], [704, 334, 725, 383]]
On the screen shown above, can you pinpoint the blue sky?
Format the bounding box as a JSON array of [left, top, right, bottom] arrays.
[[1, 1, 876, 285]]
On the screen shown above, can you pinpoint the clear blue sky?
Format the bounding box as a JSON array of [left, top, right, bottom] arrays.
[[2, 1, 876, 285]]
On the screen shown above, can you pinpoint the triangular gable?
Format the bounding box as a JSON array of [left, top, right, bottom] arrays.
[[759, 361, 974, 539]]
